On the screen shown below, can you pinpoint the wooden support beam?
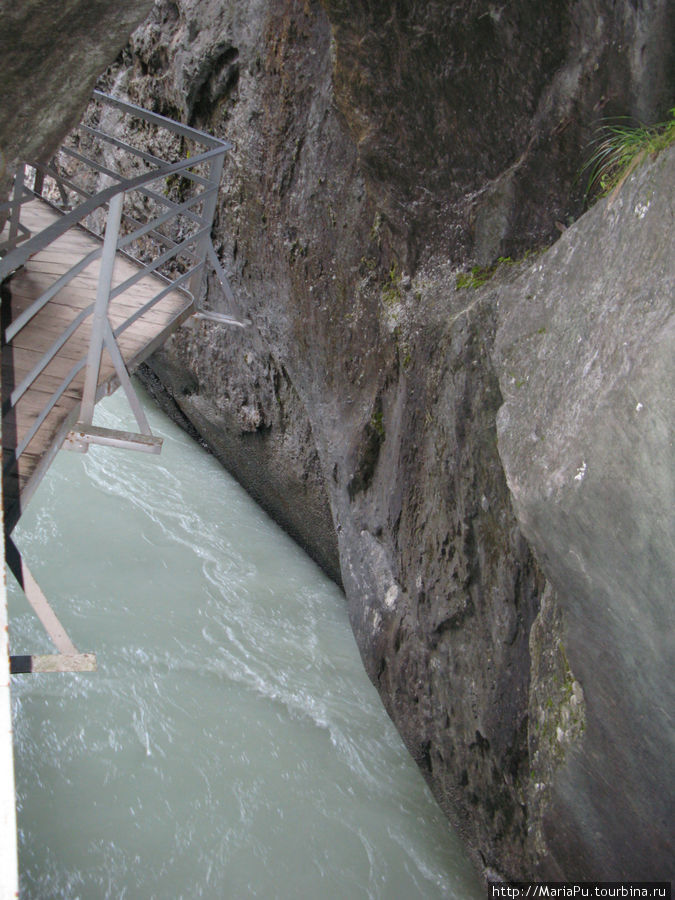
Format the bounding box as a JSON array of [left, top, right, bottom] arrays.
[[64, 423, 162, 454], [10, 653, 97, 674]]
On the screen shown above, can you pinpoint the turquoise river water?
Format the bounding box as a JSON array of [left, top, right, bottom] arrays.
[[8, 386, 483, 899]]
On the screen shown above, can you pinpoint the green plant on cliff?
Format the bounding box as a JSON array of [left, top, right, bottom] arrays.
[[583, 107, 675, 202], [456, 265, 495, 290], [381, 263, 403, 306], [455, 257, 515, 290], [370, 409, 385, 439]]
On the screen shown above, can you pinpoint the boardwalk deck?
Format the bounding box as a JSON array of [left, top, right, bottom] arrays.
[[2, 198, 194, 532]]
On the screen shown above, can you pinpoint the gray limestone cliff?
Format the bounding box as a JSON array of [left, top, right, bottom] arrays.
[[1, 0, 673, 884], [494, 148, 674, 877]]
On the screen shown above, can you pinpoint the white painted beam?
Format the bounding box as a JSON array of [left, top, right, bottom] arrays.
[[192, 311, 247, 328], [0, 435, 19, 897]]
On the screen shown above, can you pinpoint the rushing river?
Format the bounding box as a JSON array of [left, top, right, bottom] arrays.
[[8, 385, 482, 899]]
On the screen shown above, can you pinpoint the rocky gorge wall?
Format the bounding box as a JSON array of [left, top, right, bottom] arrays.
[[112, 0, 674, 882], [494, 148, 674, 878], [2, 0, 673, 884]]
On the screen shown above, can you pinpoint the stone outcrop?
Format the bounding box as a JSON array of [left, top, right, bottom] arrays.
[[2, 0, 673, 883], [0, 0, 153, 198], [494, 147, 674, 878], [323, 0, 675, 266], [139, 328, 342, 584]]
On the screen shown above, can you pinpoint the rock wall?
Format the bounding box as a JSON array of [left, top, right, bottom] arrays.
[[494, 147, 674, 878], [111, 0, 674, 881], [3, 0, 673, 883], [323, 0, 675, 265]]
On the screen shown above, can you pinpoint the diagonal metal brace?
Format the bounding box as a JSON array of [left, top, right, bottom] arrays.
[[102, 319, 153, 436], [69, 188, 162, 455], [5, 536, 96, 674]]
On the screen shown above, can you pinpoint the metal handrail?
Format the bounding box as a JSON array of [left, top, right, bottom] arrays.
[[92, 90, 224, 149], [0, 145, 225, 279], [0, 91, 234, 471]]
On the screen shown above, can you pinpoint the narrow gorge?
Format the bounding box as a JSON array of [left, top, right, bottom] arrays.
[[2, 0, 673, 886]]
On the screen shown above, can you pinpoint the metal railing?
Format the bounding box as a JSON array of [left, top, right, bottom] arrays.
[[1, 90, 233, 300], [0, 91, 238, 472]]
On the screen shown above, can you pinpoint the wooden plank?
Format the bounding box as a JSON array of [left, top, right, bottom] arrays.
[[7, 268, 186, 311], [24, 259, 99, 278], [5, 305, 186, 355], [6, 406, 77, 451], [8, 388, 75, 420], [7, 279, 188, 328], [11, 256, 189, 304], [2, 370, 83, 404], [4, 342, 90, 378], [2, 454, 41, 485], [5, 303, 182, 371]]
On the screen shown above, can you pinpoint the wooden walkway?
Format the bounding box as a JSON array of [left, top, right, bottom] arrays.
[[2, 198, 194, 532]]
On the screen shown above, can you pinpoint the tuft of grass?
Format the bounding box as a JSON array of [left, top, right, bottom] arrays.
[[582, 107, 675, 203]]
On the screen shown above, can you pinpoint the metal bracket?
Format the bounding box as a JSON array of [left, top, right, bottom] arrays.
[[191, 241, 248, 327], [10, 654, 97, 674], [65, 189, 163, 456], [64, 423, 162, 454]]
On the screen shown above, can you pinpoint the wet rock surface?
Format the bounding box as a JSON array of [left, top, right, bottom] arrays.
[[322, 0, 675, 265], [138, 323, 342, 585]]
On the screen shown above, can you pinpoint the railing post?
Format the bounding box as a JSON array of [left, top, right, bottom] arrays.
[[7, 165, 25, 249], [33, 167, 44, 198], [188, 150, 226, 300], [79, 191, 124, 426]]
